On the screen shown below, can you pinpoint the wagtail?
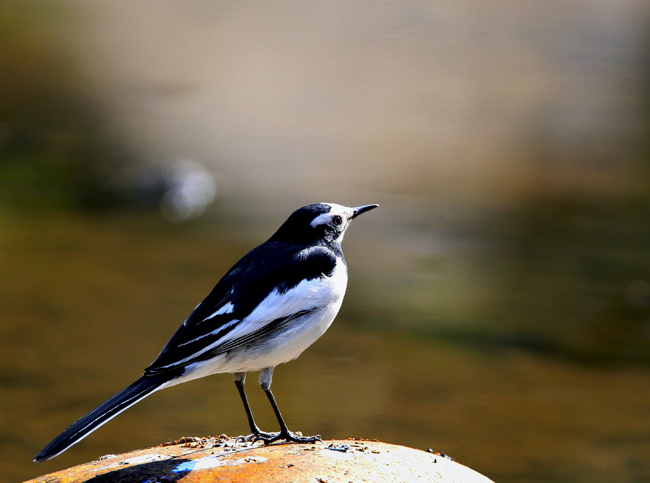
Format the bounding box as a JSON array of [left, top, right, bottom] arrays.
[[35, 202, 378, 462]]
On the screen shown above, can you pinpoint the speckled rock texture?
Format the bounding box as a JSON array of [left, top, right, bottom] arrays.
[[26, 436, 494, 483]]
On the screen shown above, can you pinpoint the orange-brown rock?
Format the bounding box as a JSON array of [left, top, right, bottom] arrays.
[[26, 436, 493, 482]]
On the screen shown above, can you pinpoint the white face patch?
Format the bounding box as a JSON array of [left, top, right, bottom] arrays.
[[309, 203, 355, 230]]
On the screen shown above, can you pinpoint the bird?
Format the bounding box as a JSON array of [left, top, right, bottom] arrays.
[[34, 202, 378, 462]]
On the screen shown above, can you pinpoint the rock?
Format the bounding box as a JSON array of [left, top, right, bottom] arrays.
[[26, 436, 493, 482]]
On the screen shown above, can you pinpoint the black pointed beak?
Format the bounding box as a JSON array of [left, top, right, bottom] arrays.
[[351, 204, 379, 219]]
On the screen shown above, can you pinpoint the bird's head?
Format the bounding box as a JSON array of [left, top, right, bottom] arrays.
[[270, 203, 378, 245]]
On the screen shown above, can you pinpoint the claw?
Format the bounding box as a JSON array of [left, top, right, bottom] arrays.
[[255, 431, 322, 445], [235, 430, 278, 443]]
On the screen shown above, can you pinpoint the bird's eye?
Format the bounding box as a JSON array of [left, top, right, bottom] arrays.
[[332, 215, 343, 226]]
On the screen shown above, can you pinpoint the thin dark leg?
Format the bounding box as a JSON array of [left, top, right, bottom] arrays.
[[233, 373, 274, 441], [262, 384, 292, 435], [254, 368, 321, 445]]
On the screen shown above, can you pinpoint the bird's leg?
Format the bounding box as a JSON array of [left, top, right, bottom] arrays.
[[233, 372, 276, 442], [255, 367, 322, 445]]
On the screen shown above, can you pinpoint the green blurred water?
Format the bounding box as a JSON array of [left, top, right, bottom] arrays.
[[2, 2, 650, 481], [2, 212, 650, 483]]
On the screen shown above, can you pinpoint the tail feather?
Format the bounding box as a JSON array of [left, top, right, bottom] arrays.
[[34, 374, 173, 462]]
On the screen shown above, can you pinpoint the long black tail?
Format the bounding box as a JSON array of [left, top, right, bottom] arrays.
[[34, 373, 174, 462]]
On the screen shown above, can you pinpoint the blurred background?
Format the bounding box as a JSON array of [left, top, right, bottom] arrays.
[[2, 1, 650, 482]]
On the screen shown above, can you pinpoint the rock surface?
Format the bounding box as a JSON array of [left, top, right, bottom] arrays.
[[26, 436, 494, 482]]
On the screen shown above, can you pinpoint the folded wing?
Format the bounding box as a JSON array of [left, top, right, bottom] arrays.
[[145, 242, 337, 375]]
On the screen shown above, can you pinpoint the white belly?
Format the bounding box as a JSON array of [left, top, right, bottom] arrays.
[[170, 260, 348, 384]]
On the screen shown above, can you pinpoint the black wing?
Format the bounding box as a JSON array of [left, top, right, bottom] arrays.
[[144, 241, 337, 375]]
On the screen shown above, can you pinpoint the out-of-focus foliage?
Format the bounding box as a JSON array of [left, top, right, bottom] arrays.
[[2, 3, 650, 482], [0, 4, 149, 213]]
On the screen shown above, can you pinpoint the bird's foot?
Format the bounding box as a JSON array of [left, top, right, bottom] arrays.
[[254, 430, 322, 445], [235, 430, 277, 443]]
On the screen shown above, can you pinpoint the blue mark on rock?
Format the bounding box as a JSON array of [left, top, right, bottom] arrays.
[[173, 460, 198, 473], [172, 455, 267, 473]]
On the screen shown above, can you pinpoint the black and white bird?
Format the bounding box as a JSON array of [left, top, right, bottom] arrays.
[[35, 202, 378, 462]]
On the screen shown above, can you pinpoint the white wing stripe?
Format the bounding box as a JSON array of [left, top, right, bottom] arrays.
[[177, 317, 241, 348], [203, 302, 234, 321], [158, 334, 235, 368]]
